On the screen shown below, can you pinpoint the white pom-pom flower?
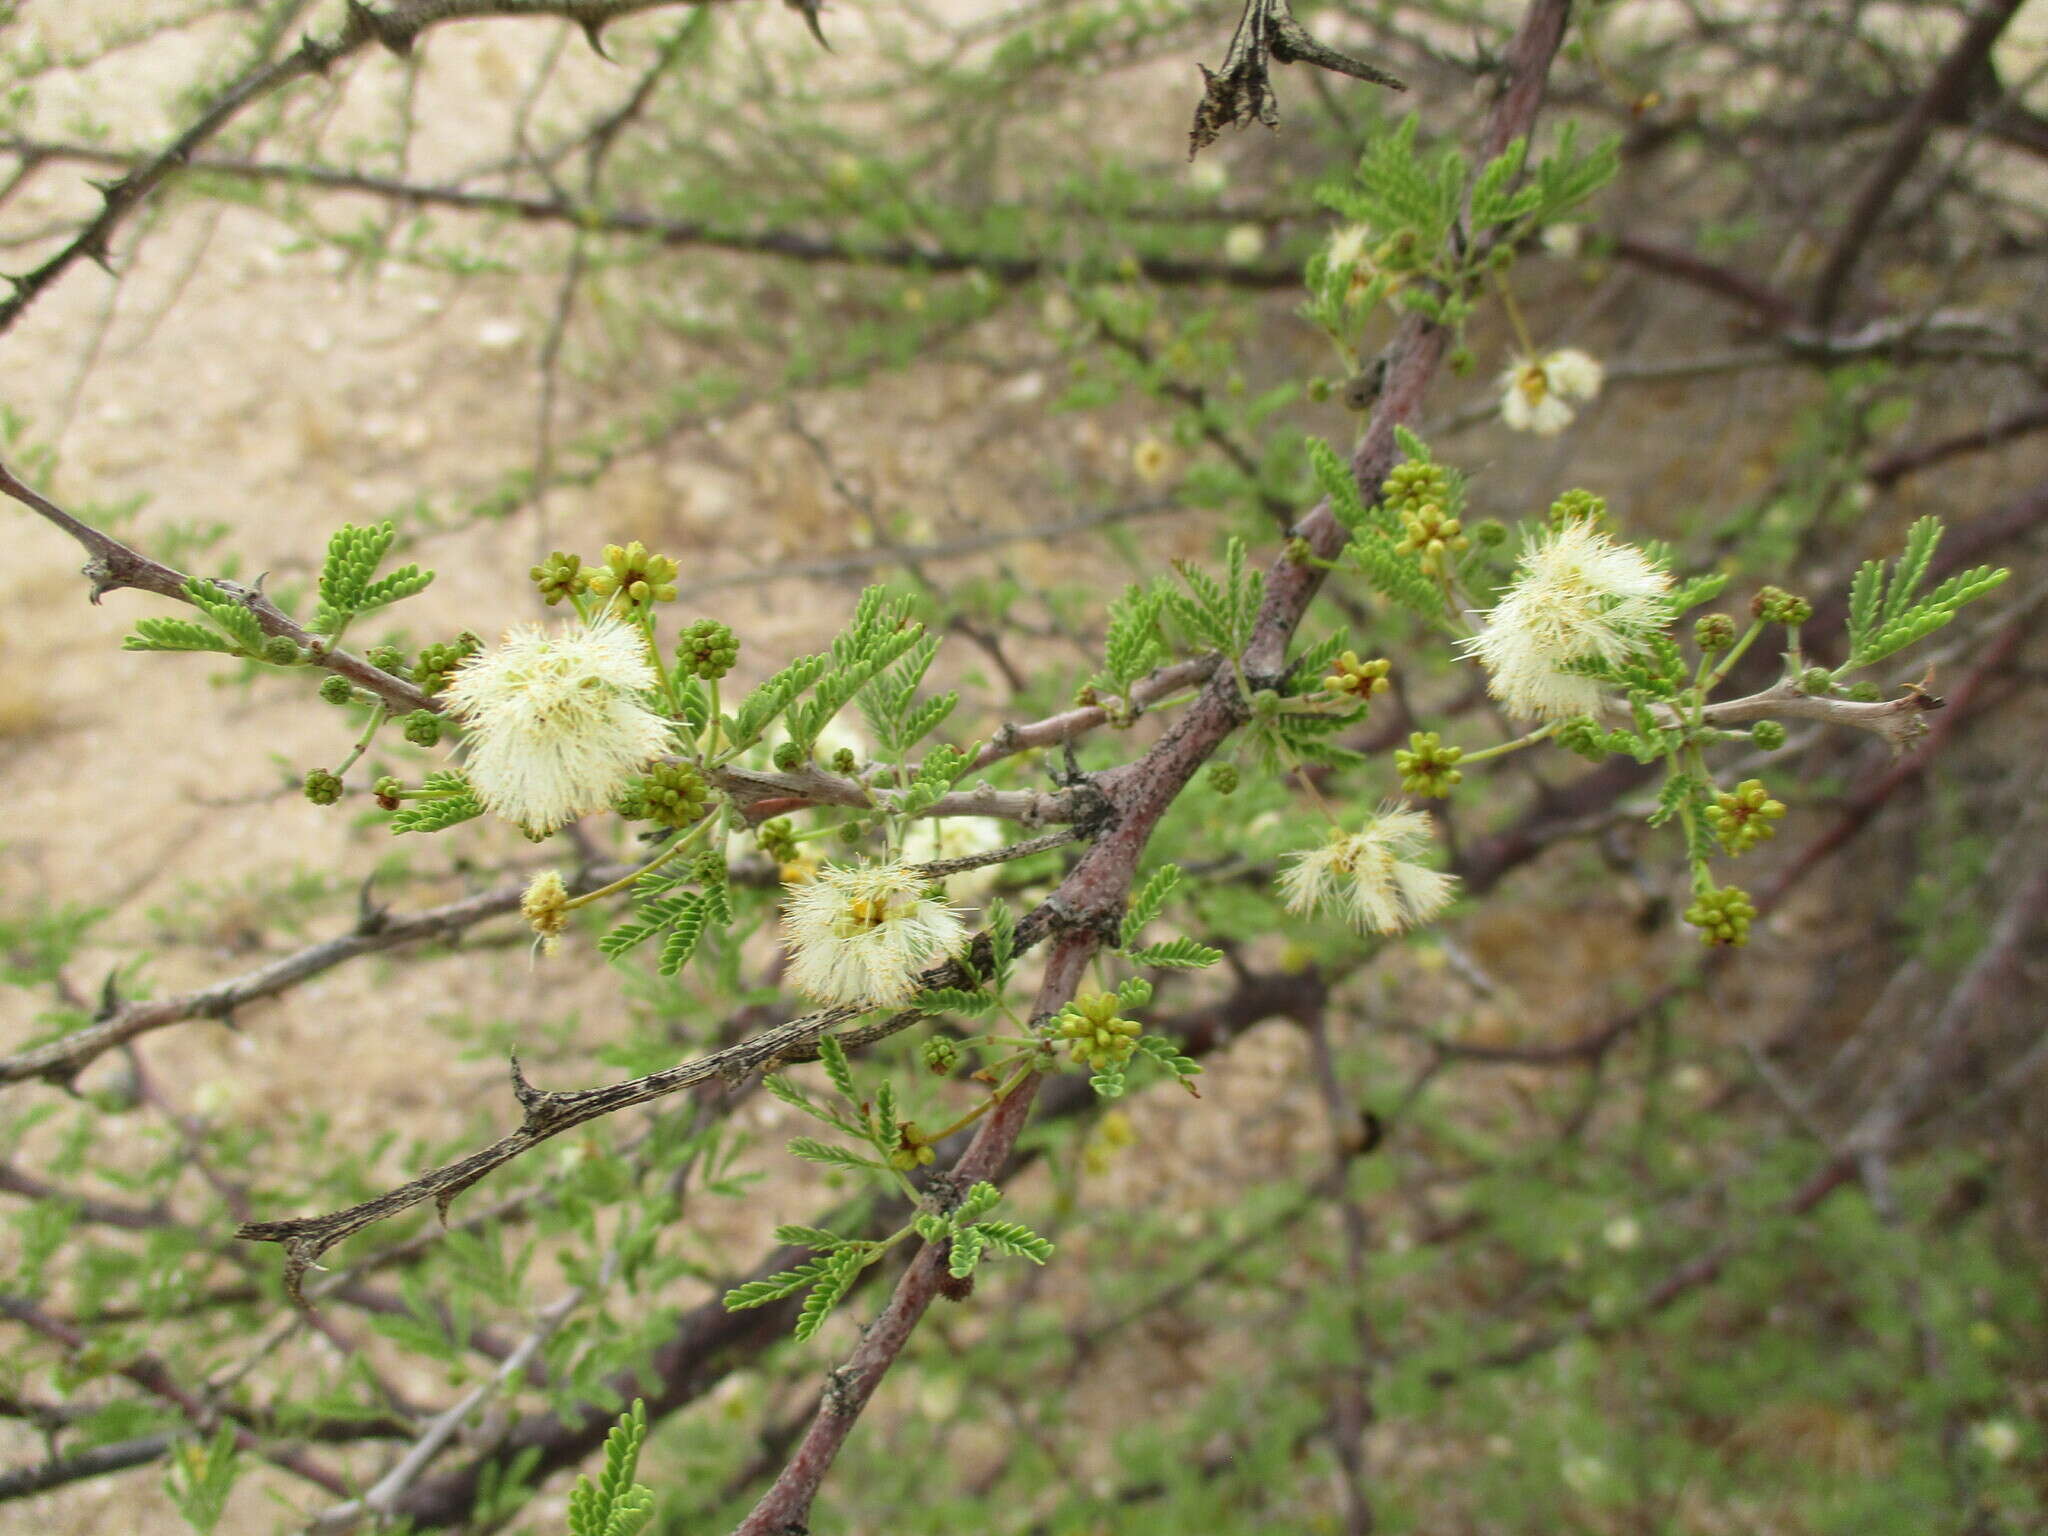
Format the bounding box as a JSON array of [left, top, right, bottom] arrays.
[[782, 862, 968, 1008], [1500, 349, 1604, 436], [901, 815, 1008, 901], [1277, 808, 1456, 935], [1324, 223, 1372, 277], [1462, 520, 1672, 721], [442, 618, 674, 834]]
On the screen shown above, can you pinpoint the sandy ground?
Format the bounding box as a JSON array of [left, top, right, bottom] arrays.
[[3, 3, 2046, 1533]]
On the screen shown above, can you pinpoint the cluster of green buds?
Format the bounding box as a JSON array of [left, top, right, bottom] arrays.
[[586, 541, 679, 610], [921, 1036, 959, 1075], [1684, 883, 1756, 947], [1396, 731, 1464, 797], [372, 775, 403, 810], [1323, 651, 1392, 706], [1053, 991, 1143, 1073], [757, 817, 798, 864], [1750, 585, 1813, 626], [413, 633, 481, 695], [318, 674, 357, 706], [530, 551, 589, 607], [617, 761, 709, 828], [1395, 503, 1468, 572], [303, 768, 344, 806], [1751, 720, 1787, 751], [1705, 779, 1786, 854], [1206, 762, 1239, 795], [677, 618, 739, 680], [692, 848, 727, 887], [401, 709, 441, 747], [1381, 459, 1452, 519], [1694, 613, 1737, 653], [1549, 489, 1607, 527], [888, 1125, 937, 1171]]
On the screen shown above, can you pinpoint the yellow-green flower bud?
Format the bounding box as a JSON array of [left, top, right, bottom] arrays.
[[1323, 651, 1393, 703], [1683, 884, 1756, 947], [1694, 613, 1737, 652], [1395, 731, 1464, 797], [530, 551, 588, 606], [1705, 779, 1787, 854]]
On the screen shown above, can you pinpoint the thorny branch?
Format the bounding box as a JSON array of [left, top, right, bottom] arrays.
[[0, 0, 753, 340], [0, 462, 434, 716]]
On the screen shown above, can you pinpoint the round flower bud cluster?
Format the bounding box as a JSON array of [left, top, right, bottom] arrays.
[[887, 1127, 937, 1171], [1705, 779, 1786, 854], [1053, 991, 1143, 1073], [402, 709, 441, 747], [1798, 667, 1836, 695], [677, 618, 739, 680], [758, 817, 798, 863], [1395, 503, 1468, 572], [618, 762, 709, 828], [1549, 489, 1607, 527], [413, 634, 482, 695], [921, 1037, 959, 1075], [366, 644, 407, 673], [1323, 651, 1392, 704], [773, 740, 805, 772], [319, 674, 356, 706], [1750, 721, 1787, 751], [1396, 732, 1464, 797], [262, 636, 303, 666], [1749, 585, 1813, 626], [1683, 884, 1756, 947], [1381, 460, 1451, 519], [1694, 613, 1737, 652], [530, 551, 589, 607], [586, 541, 679, 609], [372, 775, 403, 809], [1206, 762, 1239, 795], [831, 747, 859, 774], [692, 849, 727, 887], [303, 769, 343, 805]]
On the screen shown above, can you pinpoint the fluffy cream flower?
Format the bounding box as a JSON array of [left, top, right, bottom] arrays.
[[443, 618, 674, 834], [1324, 223, 1373, 277], [1277, 809, 1456, 935], [1500, 348, 1604, 436], [1131, 436, 1175, 486], [782, 862, 969, 1008], [902, 815, 1008, 901], [1222, 223, 1266, 265], [1462, 521, 1671, 721]]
